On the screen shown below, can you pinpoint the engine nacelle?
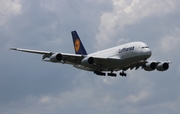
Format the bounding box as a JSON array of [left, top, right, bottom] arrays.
[[81, 57, 94, 66], [156, 62, 169, 71], [144, 62, 157, 71], [50, 53, 62, 62]]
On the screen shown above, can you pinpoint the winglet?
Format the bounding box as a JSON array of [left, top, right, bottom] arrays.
[[71, 31, 87, 55], [9, 48, 17, 50]]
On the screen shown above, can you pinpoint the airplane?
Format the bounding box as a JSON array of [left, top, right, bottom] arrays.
[[10, 31, 171, 77]]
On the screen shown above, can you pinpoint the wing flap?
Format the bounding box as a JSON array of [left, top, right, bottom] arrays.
[[61, 53, 84, 64]]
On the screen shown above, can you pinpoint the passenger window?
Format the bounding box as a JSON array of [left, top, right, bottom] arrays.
[[142, 46, 149, 49]]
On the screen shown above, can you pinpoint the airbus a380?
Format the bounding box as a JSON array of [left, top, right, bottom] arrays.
[[10, 31, 171, 77]]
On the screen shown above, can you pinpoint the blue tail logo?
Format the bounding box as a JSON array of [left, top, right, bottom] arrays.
[[74, 39, 81, 53], [71, 31, 87, 55]]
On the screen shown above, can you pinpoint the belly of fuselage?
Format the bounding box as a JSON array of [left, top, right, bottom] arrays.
[[73, 54, 149, 72]]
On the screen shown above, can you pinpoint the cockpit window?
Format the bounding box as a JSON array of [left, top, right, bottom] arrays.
[[141, 46, 149, 49]]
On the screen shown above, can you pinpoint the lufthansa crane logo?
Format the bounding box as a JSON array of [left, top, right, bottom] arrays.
[[75, 39, 80, 52]]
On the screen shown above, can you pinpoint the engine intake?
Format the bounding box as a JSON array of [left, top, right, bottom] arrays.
[[50, 53, 62, 62], [156, 62, 169, 71], [81, 57, 94, 66], [144, 62, 157, 71]]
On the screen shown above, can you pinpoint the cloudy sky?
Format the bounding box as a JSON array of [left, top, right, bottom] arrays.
[[1, 0, 180, 113]]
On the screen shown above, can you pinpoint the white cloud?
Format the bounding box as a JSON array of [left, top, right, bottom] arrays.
[[124, 90, 150, 104], [160, 28, 180, 52], [39, 96, 53, 104], [96, 0, 179, 49], [0, 0, 22, 25], [116, 38, 129, 45]]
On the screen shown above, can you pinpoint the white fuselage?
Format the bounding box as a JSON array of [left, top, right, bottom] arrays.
[[74, 42, 152, 71]]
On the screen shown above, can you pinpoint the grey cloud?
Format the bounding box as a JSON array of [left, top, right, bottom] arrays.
[[1, 0, 180, 114]]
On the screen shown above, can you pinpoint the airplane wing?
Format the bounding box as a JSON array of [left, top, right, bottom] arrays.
[[10, 48, 84, 65], [10, 48, 124, 70], [122, 61, 144, 71], [10, 48, 51, 55], [122, 60, 171, 71]]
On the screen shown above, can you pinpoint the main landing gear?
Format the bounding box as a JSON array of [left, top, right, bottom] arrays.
[[107, 72, 117, 77], [119, 71, 127, 77], [94, 71, 106, 76], [94, 71, 116, 77], [94, 71, 127, 77]]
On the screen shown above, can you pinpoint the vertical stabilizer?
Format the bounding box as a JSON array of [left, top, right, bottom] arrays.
[[71, 31, 87, 55]]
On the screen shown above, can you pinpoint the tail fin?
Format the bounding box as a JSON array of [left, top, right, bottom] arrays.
[[71, 31, 87, 55]]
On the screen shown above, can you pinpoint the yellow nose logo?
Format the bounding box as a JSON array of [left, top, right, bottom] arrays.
[[75, 39, 80, 52]]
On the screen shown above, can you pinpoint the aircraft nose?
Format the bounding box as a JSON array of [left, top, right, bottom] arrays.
[[145, 48, 152, 57]]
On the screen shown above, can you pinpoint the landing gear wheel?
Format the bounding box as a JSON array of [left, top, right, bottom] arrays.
[[119, 71, 127, 77], [107, 73, 117, 77], [94, 71, 106, 76]]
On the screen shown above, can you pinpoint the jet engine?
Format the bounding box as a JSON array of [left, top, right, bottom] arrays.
[[144, 62, 157, 71], [50, 53, 62, 62], [81, 57, 94, 66], [156, 62, 169, 71]]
